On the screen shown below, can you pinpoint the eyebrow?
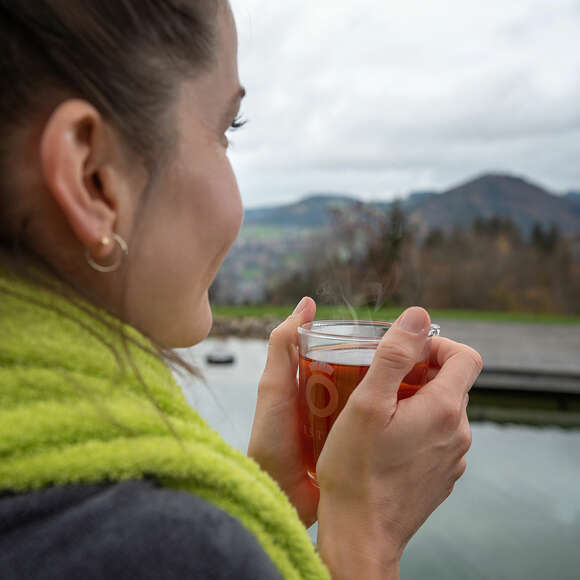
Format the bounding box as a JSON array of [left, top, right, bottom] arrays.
[[232, 86, 246, 109]]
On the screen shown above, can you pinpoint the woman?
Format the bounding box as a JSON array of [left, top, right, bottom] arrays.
[[0, 1, 482, 579]]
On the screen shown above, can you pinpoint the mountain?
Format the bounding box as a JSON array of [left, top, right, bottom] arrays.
[[400, 191, 438, 211], [242, 174, 580, 236], [408, 173, 580, 236], [243, 194, 363, 228], [243, 190, 440, 229]]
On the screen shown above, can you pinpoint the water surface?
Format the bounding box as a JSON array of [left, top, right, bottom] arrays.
[[178, 338, 580, 580]]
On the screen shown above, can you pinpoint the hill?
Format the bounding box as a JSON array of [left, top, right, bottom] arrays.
[[566, 191, 580, 207], [243, 194, 360, 228], [216, 173, 580, 305], [243, 191, 437, 229], [408, 174, 580, 236], [241, 173, 580, 236]]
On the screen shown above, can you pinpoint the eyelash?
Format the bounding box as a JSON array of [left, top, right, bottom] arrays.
[[229, 114, 247, 131]]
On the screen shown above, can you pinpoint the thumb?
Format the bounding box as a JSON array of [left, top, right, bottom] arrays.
[[353, 307, 431, 414], [259, 297, 316, 400]]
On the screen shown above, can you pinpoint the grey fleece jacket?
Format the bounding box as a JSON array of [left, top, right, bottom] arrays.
[[0, 479, 283, 579]]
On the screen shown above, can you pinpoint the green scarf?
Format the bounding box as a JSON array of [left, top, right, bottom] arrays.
[[0, 264, 329, 580]]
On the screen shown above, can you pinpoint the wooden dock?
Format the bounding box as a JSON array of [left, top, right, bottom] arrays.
[[469, 367, 580, 428]]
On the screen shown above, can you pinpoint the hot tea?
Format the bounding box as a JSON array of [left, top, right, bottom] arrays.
[[298, 345, 429, 480]]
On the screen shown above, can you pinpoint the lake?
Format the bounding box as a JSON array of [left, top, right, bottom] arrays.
[[177, 337, 580, 580]]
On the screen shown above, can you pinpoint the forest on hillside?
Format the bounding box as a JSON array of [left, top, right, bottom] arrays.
[[265, 203, 580, 315]]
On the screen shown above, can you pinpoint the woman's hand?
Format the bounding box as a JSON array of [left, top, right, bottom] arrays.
[[316, 307, 483, 580], [248, 296, 319, 527]]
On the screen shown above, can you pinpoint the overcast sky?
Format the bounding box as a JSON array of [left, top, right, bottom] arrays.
[[228, 0, 580, 207]]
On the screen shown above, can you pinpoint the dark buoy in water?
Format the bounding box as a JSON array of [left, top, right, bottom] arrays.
[[205, 351, 236, 365]]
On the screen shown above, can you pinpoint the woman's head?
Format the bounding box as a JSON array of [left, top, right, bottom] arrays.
[[0, 0, 244, 347]]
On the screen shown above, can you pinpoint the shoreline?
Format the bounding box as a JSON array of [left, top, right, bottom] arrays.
[[209, 315, 282, 339], [206, 318, 580, 429]]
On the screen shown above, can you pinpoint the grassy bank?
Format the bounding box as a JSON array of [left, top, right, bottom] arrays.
[[212, 305, 580, 324]]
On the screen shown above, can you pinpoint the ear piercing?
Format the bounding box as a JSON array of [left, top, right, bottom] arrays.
[[85, 233, 128, 273]]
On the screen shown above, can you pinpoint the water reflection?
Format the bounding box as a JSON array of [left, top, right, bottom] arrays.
[[403, 424, 580, 579], [177, 338, 580, 580]]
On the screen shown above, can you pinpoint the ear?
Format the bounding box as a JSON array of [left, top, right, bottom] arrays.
[[39, 99, 121, 262]]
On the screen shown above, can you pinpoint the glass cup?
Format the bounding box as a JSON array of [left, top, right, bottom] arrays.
[[298, 320, 441, 483]]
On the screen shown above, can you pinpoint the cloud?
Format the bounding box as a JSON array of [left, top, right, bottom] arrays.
[[228, 0, 580, 206]]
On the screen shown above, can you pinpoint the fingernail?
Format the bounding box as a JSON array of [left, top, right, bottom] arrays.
[[292, 297, 308, 316], [397, 307, 428, 334]]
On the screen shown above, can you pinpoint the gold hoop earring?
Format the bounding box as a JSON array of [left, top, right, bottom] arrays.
[[85, 233, 128, 273]]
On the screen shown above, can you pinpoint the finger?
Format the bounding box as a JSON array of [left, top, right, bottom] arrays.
[[352, 307, 431, 414], [455, 456, 468, 482], [424, 338, 474, 383], [428, 336, 460, 367], [455, 409, 472, 459], [429, 337, 482, 373], [259, 297, 316, 400], [425, 366, 439, 383], [424, 338, 483, 399]]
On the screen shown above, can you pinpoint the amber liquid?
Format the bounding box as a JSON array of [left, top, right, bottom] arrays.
[[298, 345, 428, 481]]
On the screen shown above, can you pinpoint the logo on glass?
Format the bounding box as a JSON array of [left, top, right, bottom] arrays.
[[305, 373, 339, 418]]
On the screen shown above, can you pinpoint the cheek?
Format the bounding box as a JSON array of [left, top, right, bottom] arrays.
[[122, 163, 241, 346], [179, 161, 242, 271], [132, 156, 242, 287], [220, 173, 243, 247], [197, 163, 242, 251]]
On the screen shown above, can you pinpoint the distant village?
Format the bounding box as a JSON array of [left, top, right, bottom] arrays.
[[212, 228, 317, 304]]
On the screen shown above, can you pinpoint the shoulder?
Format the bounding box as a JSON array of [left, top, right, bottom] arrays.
[[0, 480, 283, 580]]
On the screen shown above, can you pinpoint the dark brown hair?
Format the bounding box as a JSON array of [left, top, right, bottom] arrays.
[[0, 0, 219, 165], [0, 1, 225, 413]]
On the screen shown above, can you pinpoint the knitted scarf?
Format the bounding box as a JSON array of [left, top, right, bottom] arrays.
[[0, 264, 329, 580]]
